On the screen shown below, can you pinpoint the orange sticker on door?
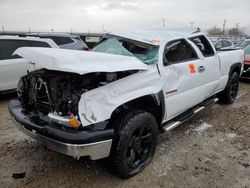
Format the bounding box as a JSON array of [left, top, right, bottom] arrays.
[[188, 64, 196, 73]]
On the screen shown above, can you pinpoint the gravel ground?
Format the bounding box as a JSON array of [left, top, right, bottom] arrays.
[[0, 81, 249, 188]]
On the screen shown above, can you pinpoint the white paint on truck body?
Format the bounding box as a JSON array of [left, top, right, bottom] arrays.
[[14, 29, 244, 127], [78, 67, 162, 125]]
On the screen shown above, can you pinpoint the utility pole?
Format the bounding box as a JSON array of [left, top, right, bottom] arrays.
[[162, 18, 165, 29], [29, 26, 31, 33], [222, 19, 226, 36], [236, 23, 240, 39], [2, 26, 4, 33]]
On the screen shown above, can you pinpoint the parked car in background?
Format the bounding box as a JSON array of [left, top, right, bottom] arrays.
[[241, 39, 250, 49], [0, 35, 58, 93], [214, 39, 235, 50], [233, 39, 245, 48], [241, 45, 250, 78], [27, 33, 89, 51]]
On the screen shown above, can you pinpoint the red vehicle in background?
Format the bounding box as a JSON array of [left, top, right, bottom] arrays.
[[242, 45, 250, 78]]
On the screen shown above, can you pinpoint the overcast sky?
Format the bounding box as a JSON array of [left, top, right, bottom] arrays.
[[0, 0, 249, 34]]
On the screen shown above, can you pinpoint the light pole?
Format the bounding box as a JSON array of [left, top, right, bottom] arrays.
[[236, 23, 240, 38], [162, 18, 166, 29], [2, 26, 5, 33], [223, 19, 226, 36]]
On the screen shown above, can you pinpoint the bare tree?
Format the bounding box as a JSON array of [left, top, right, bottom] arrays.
[[207, 26, 246, 38], [207, 26, 223, 36], [228, 27, 245, 38]]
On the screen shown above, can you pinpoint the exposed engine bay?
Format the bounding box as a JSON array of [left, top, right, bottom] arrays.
[[17, 69, 135, 119]]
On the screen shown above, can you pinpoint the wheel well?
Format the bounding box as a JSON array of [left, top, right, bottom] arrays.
[[109, 94, 164, 127], [230, 63, 241, 76]]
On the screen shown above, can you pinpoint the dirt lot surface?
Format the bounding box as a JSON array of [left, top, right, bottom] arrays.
[[0, 81, 249, 188]]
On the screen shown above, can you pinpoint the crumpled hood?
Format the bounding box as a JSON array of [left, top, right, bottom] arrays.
[[14, 47, 149, 74]]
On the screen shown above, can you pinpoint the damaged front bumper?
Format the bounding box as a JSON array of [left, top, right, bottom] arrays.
[[9, 100, 114, 160]]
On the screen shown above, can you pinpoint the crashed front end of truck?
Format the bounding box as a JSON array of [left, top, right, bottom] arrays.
[[10, 69, 134, 159], [9, 36, 161, 160]]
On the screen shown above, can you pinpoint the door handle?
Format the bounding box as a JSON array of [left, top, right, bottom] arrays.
[[198, 66, 205, 73]]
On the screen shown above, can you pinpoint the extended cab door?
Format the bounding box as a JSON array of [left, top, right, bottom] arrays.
[[188, 35, 220, 95], [160, 37, 220, 121]]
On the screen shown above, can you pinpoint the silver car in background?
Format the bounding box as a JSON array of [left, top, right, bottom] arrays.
[[241, 39, 250, 49], [213, 39, 235, 50], [28, 33, 89, 50]]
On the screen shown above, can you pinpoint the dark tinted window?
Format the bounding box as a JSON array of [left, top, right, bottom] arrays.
[[164, 39, 198, 65], [189, 36, 215, 57], [41, 36, 74, 45], [0, 40, 28, 60], [221, 40, 231, 47], [0, 39, 51, 60], [27, 41, 51, 47]]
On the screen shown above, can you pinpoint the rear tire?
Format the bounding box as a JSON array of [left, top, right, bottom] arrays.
[[218, 72, 239, 104], [110, 110, 158, 179]]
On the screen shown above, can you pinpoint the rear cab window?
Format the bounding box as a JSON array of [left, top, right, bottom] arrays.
[[189, 35, 215, 57]]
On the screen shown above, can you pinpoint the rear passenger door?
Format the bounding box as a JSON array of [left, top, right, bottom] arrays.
[[160, 38, 218, 121], [0, 39, 51, 91]]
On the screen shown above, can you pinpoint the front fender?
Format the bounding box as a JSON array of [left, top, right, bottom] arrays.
[[78, 69, 162, 127]]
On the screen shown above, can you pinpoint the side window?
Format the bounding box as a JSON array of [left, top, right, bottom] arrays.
[[41, 36, 74, 45], [189, 36, 215, 57], [27, 41, 51, 48], [225, 41, 232, 47], [215, 41, 223, 48], [0, 40, 28, 60], [163, 39, 198, 65], [222, 40, 228, 47]]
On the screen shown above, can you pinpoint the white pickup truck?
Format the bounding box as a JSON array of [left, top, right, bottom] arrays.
[[9, 28, 244, 178]]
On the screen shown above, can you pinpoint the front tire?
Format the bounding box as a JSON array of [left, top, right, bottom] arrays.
[[111, 110, 158, 178], [219, 72, 239, 104]]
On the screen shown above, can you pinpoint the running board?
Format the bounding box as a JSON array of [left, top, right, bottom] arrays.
[[163, 98, 218, 132]]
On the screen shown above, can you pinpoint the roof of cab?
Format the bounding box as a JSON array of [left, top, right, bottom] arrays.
[[108, 27, 201, 45]]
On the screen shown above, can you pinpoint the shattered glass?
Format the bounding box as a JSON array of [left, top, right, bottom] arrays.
[[93, 37, 158, 65]]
